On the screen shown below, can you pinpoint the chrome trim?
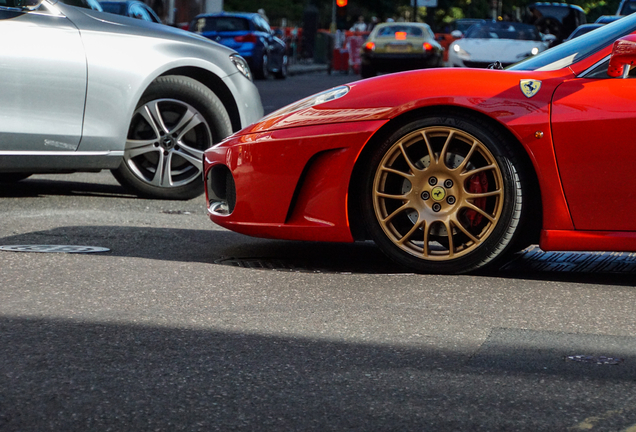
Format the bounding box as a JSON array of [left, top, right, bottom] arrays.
[[578, 55, 610, 78]]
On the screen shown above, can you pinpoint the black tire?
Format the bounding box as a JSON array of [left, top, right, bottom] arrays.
[[111, 75, 232, 200], [253, 54, 270, 80], [360, 112, 528, 274], [0, 173, 31, 183], [274, 55, 288, 80], [360, 63, 376, 79]]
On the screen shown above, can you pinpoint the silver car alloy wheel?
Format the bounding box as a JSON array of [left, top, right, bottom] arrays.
[[125, 98, 212, 188]]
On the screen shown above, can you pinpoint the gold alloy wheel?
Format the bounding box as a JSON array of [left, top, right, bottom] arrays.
[[372, 126, 504, 261]]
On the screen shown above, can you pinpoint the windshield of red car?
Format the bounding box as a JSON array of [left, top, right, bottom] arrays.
[[509, 13, 636, 71]]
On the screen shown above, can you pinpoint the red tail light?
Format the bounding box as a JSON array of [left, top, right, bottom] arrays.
[[234, 34, 258, 43], [423, 42, 433, 51], [364, 41, 375, 51]]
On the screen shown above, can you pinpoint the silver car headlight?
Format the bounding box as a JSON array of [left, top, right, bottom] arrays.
[[230, 54, 252, 81], [262, 85, 350, 119]]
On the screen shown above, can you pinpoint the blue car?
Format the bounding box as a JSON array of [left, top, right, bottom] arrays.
[[191, 12, 288, 80], [100, 0, 162, 23]]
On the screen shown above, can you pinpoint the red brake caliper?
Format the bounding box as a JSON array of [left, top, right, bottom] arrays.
[[465, 172, 488, 227]]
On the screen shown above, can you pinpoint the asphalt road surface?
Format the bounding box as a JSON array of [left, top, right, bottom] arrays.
[[1, 72, 636, 431]]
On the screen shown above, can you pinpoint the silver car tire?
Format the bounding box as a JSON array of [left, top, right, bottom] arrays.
[[112, 75, 232, 200]]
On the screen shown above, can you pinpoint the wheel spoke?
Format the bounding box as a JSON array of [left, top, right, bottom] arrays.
[[145, 101, 170, 135], [149, 151, 173, 187], [422, 221, 430, 258], [398, 220, 424, 245], [172, 108, 204, 141], [126, 142, 158, 159], [460, 164, 497, 178], [455, 140, 479, 173], [174, 144, 204, 168], [463, 201, 496, 223], [381, 166, 414, 179], [439, 130, 455, 165], [443, 220, 454, 258], [381, 201, 412, 224], [420, 130, 435, 164], [452, 216, 480, 244], [376, 191, 408, 200], [398, 142, 420, 174]]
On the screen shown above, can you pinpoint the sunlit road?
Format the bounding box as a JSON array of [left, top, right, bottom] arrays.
[[1, 72, 635, 431]]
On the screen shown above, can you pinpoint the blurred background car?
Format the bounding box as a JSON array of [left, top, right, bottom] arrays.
[[448, 21, 554, 68], [0, 0, 263, 200], [190, 12, 288, 80], [563, 23, 604, 40], [360, 22, 443, 78], [617, 0, 636, 15], [58, 0, 102, 11], [595, 15, 624, 24], [525, 2, 587, 44], [100, 0, 161, 23], [434, 18, 486, 64]]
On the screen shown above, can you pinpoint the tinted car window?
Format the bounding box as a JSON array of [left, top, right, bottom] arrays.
[[193, 17, 250, 33], [100, 2, 126, 14], [510, 14, 636, 71], [377, 26, 424, 37], [619, 0, 636, 14], [465, 22, 541, 41]]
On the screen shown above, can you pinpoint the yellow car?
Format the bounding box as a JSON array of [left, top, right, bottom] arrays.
[[360, 22, 444, 78]]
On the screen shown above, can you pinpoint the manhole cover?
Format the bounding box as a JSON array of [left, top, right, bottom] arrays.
[[0, 245, 110, 254]]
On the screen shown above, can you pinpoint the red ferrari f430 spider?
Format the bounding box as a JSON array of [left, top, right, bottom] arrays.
[[204, 15, 636, 274]]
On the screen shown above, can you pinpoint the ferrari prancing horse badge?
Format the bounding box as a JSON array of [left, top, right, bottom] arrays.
[[520, 79, 542, 98]]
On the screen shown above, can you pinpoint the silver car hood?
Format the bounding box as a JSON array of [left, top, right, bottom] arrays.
[[51, 0, 238, 74]]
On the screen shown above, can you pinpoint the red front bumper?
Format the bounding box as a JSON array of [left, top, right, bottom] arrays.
[[203, 120, 388, 242]]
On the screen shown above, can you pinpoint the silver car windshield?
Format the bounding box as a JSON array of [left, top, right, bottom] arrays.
[[509, 13, 636, 71]]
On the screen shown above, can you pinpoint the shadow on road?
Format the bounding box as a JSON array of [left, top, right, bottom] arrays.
[[0, 177, 138, 199], [1, 317, 636, 431], [1, 225, 636, 286]]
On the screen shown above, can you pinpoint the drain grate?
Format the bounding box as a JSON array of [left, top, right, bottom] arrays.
[[214, 257, 323, 273], [501, 246, 636, 273], [565, 355, 624, 365], [0, 245, 110, 254]]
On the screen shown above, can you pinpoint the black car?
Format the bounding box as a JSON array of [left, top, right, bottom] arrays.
[[526, 2, 587, 43], [100, 0, 161, 23]]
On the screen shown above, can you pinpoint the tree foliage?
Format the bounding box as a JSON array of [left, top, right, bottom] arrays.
[[224, 0, 622, 30]]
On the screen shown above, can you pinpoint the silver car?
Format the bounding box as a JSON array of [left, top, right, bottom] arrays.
[[0, 0, 263, 199]]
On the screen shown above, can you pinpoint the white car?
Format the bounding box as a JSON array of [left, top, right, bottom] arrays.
[[448, 21, 556, 68]]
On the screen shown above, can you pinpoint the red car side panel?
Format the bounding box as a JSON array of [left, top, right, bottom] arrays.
[[552, 77, 636, 231], [542, 230, 636, 251]]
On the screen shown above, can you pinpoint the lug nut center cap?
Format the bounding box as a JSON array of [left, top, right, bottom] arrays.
[[161, 136, 175, 149], [431, 186, 446, 202]]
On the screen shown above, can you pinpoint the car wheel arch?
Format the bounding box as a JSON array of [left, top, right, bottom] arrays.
[[159, 67, 242, 132], [347, 105, 542, 247]]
